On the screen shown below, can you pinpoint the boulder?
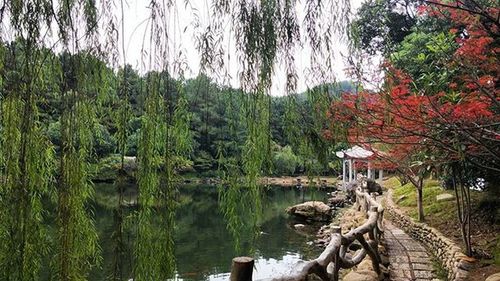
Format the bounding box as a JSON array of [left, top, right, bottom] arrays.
[[294, 224, 306, 229], [396, 195, 407, 204], [286, 201, 332, 222], [94, 155, 136, 182], [436, 193, 454, 202], [485, 272, 500, 281], [123, 156, 137, 171], [328, 194, 348, 208]]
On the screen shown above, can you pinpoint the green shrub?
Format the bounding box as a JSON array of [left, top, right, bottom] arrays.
[[272, 146, 300, 176]]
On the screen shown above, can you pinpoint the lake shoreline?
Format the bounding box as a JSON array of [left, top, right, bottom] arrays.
[[93, 172, 340, 188], [181, 176, 339, 188]]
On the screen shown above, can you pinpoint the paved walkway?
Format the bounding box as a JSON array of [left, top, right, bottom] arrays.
[[383, 221, 439, 281]]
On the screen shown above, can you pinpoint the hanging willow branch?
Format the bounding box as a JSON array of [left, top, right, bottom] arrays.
[[0, 2, 59, 280], [194, 0, 350, 251], [0, 0, 350, 279], [55, 52, 102, 281], [135, 1, 193, 279], [135, 72, 164, 280]]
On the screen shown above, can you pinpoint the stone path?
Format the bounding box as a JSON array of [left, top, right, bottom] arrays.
[[383, 221, 439, 281]]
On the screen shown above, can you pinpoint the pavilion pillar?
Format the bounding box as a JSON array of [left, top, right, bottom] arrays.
[[378, 169, 383, 181], [367, 162, 372, 179], [342, 159, 346, 189], [348, 159, 353, 182], [353, 160, 357, 181]]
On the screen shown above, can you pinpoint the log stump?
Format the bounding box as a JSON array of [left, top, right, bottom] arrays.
[[230, 256, 254, 281]]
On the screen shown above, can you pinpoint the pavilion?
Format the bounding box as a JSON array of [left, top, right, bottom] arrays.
[[335, 145, 383, 189]]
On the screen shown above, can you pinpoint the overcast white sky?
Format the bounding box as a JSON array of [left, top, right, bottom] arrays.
[[0, 0, 367, 95], [118, 0, 366, 95]]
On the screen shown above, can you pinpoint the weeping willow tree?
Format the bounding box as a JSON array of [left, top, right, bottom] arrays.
[[0, 2, 58, 280], [0, 0, 350, 279], [52, 0, 110, 279], [108, 65, 131, 281], [0, 40, 55, 281], [134, 72, 165, 280], [289, 85, 337, 184], [0, 1, 110, 280], [196, 0, 350, 251], [134, 74, 192, 280], [54, 52, 103, 281]]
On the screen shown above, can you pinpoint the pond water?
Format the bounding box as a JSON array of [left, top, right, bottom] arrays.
[[91, 184, 330, 280]]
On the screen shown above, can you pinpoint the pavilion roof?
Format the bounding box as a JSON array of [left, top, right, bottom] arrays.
[[335, 145, 374, 159]]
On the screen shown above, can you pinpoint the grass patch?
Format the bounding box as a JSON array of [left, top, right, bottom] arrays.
[[431, 255, 449, 281], [387, 178, 456, 222]]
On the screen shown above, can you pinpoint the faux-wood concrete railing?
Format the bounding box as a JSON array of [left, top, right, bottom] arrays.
[[229, 189, 384, 281]]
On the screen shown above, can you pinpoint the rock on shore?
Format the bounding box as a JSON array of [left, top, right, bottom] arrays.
[[286, 201, 332, 222]]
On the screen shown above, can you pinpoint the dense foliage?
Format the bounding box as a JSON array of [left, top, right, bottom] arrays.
[[26, 67, 353, 178], [339, 0, 499, 255]]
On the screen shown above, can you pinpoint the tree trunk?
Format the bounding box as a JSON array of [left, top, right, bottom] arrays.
[[460, 174, 473, 256], [405, 174, 425, 222], [417, 182, 424, 222], [452, 164, 473, 256], [465, 183, 472, 257]]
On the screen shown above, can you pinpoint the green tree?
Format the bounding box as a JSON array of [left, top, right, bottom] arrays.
[[390, 31, 457, 93], [272, 145, 300, 175], [350, 0, 418, 55]]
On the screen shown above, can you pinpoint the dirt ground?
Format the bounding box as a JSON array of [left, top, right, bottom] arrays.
[[431, 208, 500, 281]]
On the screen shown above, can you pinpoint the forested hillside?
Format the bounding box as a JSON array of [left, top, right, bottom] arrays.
[[1, 40, 354, 178]]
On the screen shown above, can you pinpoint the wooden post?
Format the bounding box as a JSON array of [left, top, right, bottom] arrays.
[[356, 234, 381, 275], [331, 226, 342, 281], [230, 257, 254, 281], [331, 225, 342, 234]]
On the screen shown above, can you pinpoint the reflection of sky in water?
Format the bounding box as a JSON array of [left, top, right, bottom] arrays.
[[253, 253, 306, 280], [171, 253, 306, 281]]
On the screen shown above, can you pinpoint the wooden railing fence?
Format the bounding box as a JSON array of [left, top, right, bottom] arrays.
[[230, 188, 384, 281]]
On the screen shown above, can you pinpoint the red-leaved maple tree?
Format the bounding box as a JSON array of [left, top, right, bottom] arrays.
[[329, 0, 498, 255]]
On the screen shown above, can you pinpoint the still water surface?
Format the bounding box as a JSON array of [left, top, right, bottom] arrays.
[[92, 184, 329, 280]]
